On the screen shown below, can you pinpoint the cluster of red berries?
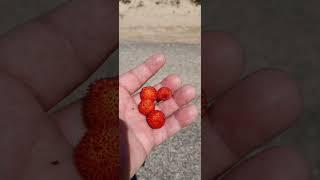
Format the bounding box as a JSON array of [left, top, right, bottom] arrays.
[[138, 86, 172, 129]]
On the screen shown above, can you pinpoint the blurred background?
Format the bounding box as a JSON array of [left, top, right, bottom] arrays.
[[203, 0, 320, 179]]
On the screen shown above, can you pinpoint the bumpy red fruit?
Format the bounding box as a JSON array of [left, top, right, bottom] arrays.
[[83, 77, 118, 129], [146, 110, 165, 129], [138, 99, 155, 115], [74, 127, 119, 180], [157, 87, 172, 101], [140, 86, 157, 101]]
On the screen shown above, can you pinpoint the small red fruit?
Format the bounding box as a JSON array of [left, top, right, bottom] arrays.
[[138, 99, 155, 115], [140, 86, 157, 101], [83, 77, 118, 129], [146, 110, 165, 129], [74, 127, 119, 180], [157, 87, 172, 101]]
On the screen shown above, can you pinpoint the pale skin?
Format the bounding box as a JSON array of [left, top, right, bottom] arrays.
[[119, 54, 197, 177], [0, 0, 312, 180]]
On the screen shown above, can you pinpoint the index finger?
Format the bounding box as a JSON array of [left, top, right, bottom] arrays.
[[119, 54, 166, 94]]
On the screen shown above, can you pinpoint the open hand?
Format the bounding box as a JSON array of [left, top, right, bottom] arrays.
[[119, 54, 198, 178]]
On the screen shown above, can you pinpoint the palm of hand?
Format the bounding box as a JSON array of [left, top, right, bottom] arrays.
[[119, 55, 197, 177]]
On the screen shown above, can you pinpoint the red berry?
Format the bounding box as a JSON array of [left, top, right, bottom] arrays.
[[83, 77, 119, 129], [138, 99, 155, 115], [140, 86, 157, 101], [74, 127, 119, 180], [146, 110, 165, 129], [157, 87, 172, 101]]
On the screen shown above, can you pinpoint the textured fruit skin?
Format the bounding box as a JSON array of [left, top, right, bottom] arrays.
[[138, 99, 155, 115], [75, 77, 119, 180], [83, 77, 119, 129], [157, 87, 172, 101], [74, 127, 119, 180], [146, 110, 165, 129], [140, 86, 157, 101]]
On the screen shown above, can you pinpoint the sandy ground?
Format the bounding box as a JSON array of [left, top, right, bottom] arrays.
[[120, 0, 200, 44]]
